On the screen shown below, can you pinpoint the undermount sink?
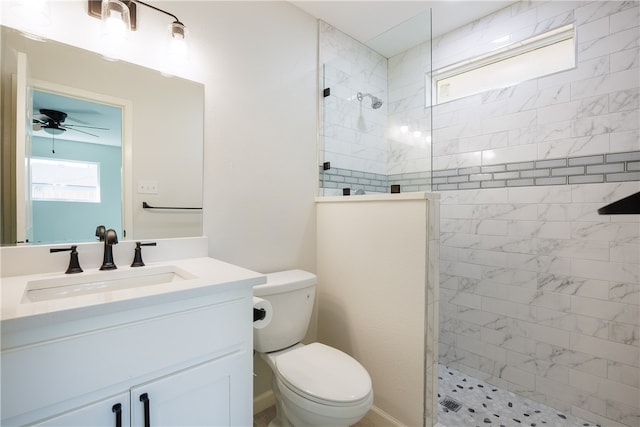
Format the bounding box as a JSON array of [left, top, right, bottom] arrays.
[[23, 265, 198, 303]]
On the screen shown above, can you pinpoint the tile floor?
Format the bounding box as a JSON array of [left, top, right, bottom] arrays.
[[253, 364, 601, 427], [253, 405, 275, 427], [437, 365, 598, 427]]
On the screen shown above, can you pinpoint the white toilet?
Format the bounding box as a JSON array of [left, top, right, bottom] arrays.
[[254, 270, 373, 427]]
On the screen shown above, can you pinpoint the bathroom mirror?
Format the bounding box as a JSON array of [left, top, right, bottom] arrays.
[[1, 25, 204, 245]]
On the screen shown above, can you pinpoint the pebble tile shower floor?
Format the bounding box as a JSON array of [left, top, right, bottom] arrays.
[[438, 365, 599, 427]]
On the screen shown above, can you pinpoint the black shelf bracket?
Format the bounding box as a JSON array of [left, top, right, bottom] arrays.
[[597, 191, 640, 215]]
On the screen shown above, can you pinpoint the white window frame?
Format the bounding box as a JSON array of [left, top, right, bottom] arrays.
[[31, 157, 101, 203], [430, 24, 576, 105]]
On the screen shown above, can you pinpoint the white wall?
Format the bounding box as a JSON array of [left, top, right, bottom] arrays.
[[193, 2, 318, 275], [2, 0, 319, 404]]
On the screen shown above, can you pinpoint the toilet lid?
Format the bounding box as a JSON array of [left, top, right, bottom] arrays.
[[275, 343, 372, 404]]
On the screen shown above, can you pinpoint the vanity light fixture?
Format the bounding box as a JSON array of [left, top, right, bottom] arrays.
[[88, 0, 187, 53], [100, 0, 132, 39]]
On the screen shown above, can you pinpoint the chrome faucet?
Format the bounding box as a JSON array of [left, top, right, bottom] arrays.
[[100, 229, 119, 270]]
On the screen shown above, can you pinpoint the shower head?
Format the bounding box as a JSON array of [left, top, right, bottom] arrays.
[[357, 92, 384, 109]]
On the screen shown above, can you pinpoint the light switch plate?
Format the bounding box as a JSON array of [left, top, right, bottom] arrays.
[[137, 180, 158, 194]]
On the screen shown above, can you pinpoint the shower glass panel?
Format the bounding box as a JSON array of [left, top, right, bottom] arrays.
[[319, 10, 433, 196]]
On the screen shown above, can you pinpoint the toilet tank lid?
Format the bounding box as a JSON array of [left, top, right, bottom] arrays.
[[254, 269, 317, 296]]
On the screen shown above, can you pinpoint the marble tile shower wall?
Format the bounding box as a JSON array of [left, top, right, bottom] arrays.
[[436, 2, 639, 427], [319, 21, 388, 184]]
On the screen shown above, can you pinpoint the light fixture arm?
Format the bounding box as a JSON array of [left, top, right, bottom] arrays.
[[133, 0, 183, 27]]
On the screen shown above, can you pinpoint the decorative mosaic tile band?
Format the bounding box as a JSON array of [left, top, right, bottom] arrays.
[[432, 151, 640, 191], [321, 151, 640, 194], [321, 166, 434, 193], [320, 166, 389, 193], [389, 171, 432, 193]]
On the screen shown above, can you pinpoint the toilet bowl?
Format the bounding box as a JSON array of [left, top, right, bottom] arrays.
[[254, 270, 373, 427]]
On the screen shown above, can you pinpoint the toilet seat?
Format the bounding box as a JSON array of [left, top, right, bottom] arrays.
[[273, 342, 372, 406]]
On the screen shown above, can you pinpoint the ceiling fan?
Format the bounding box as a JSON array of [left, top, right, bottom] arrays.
[[32, 109, 109, 138]]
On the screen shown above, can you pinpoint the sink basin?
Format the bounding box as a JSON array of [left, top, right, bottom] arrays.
[[23, 265, 198, 302]]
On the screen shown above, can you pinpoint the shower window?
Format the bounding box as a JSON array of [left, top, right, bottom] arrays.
[[432, 24, 575, 104]]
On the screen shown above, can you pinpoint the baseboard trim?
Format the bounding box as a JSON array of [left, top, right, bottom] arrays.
[[254, 394, 409, 427], [364, 405, 408, 427], [253, 390, 275, 415]]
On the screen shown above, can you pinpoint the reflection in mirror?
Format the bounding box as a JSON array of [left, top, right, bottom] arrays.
[[30, 89, 123, 244], [1, 25, 204, 246]]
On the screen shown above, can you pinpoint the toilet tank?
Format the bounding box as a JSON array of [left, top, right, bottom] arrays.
[[253, 270, 316, 353]]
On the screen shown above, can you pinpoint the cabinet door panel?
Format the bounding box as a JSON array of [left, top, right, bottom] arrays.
[[31, 392, 130, 427], [130, 356, 237, 427]]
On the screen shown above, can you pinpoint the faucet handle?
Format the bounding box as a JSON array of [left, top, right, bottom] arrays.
[[131, 242, 157, 267], [50, 245, 83, 274], [95, 225, 106, 241]]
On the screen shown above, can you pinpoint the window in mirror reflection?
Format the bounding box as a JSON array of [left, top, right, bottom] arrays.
[[31, 158, 101, 203]]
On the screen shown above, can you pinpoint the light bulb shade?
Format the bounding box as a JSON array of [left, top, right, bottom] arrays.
[[169, 21, 186, 40], [101, 0, 132, 36], [168, 21, 188, 63]]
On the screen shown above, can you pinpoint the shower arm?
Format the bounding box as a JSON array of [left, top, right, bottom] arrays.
[[357, 92, 374, 102]]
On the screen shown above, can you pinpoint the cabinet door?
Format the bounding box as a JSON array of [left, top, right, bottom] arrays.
[[31, 392, 130, 427], [130, 356, 239, 427]]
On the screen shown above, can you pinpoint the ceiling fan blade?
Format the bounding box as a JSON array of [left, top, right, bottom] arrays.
[[64, 124, 110, 131], [32, 123, 43, 131], [64, 114, 100, 126], [64, 126, 100, 138]]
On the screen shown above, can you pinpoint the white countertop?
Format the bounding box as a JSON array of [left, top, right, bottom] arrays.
[[1, 257, 266, 322]]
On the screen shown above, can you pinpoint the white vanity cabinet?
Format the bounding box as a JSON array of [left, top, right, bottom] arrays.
[[31, 393, 131, 427], [1, 257, 264, 427], [36, 353, 239, 427]]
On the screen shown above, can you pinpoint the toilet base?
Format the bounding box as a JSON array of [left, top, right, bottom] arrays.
[[268, 375, 289, 427], [269, 374, 369, 427]]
